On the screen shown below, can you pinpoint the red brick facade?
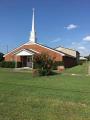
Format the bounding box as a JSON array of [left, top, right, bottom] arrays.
[[4, 43, 64, 62]]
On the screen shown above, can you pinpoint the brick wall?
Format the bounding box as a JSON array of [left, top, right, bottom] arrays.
[[4, 43, 63, 62], [63, 56, 77, 68]]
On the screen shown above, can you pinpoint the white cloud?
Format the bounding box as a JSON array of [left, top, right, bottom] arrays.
[[78, 46, 86, 50], [83, 35, 90, 41], [51, 37, 61, 43], [68, 41, 90, 56], [64, 24, 78, 30]]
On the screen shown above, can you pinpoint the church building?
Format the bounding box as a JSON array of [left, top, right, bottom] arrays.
[[4, 9, 79, 68], [4, 9, 65, 68]]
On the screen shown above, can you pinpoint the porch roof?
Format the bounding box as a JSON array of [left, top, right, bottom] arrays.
[[14, 49, 38, 56]]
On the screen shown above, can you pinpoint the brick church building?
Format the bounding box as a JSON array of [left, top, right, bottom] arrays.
[[4, 9, 79, 68]]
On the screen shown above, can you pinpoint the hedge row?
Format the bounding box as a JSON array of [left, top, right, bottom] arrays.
[[0, 61, 64, 69], [0, 61, 22, 68]]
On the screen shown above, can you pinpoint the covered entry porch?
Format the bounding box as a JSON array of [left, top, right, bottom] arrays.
[[15, 49, 35, 69], [20, 56, 33, 68]]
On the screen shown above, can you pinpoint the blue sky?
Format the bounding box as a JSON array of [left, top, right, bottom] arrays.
[[0, 0, 90, 56]]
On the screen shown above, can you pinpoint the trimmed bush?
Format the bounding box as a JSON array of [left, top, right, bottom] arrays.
[[0, 61, 15, 68], [0, 61, 22, 68]]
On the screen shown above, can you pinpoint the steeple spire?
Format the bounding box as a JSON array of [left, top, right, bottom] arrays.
[[29, 8, 37, 43]]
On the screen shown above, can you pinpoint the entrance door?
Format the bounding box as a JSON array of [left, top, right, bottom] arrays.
[[21, 56, 27, 67], [27, 56, 33, 68]]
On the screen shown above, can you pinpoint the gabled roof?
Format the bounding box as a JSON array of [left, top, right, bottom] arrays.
[[34, 42, 65, 56], [55, 46, 79, 58], [55, 45, 76, 51], [3, 43, 27, 57], [4, 42, 65, 57]]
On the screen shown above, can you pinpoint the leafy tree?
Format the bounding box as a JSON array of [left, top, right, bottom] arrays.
[[34, 53, 55, 76], [0, 52, 4, 62]]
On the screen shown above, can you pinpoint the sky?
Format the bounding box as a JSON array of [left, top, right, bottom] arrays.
[[0, 0, 90, 56]]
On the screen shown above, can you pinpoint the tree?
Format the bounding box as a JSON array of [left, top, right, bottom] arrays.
[[0, 52, 4, 62], [34, 52, 55, 76]]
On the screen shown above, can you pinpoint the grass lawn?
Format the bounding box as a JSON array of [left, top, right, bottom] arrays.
[[65, 62, 89, 75], [0, 64, 90, 120]]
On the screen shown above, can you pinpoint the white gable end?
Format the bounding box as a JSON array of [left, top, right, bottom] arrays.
[[16, 50, 34, 56]]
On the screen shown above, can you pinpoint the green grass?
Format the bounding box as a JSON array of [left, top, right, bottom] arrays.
[[0, 65, 90, 120], [65, 62, 89, 75]]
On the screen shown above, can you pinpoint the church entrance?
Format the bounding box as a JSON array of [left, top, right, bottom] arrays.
[[21, 56, 33, 68], [15, 49, 35, 69]]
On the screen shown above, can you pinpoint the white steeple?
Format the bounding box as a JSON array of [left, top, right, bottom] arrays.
[[29, 8, 37, 43]]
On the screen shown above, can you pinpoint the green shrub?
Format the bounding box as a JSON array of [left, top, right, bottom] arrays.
[[0, 52, 4, 62], [52, 61, 64, 70], [0, 61, 15, 68], [0, 61, 22, 68], [17, 62, 22, 68], [34, 53, 55, 76]]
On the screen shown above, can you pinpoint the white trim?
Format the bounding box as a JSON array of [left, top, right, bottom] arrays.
[[17, 51, 33, 56], [29, 49, 39, 54], [14, 49, 34, 56]]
